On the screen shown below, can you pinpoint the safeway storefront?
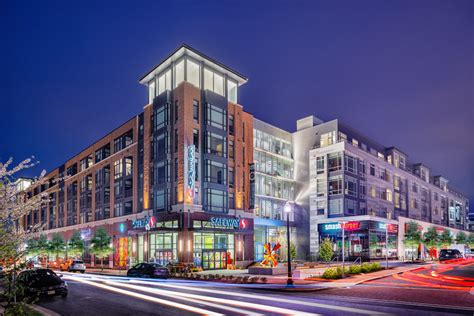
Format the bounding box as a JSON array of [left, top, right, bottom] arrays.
[[124, 211, 254, 270]]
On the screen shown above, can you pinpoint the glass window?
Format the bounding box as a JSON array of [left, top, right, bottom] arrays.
[[193, 100, 199, 123], [345, 199, 357, 214], [229, 114, 234, 135], [193, 129, 199, 151], [345, 155, 357, 174], [214, 73, 224, 95], [320, 131, 335, 147], [187, 59, 200, 87], [329, 199, 343, 215], [229, 140, 234, 159], [206, 132, 226, 157], [125, 157, 132, 176], [114, 160, 122, 179], [316, 156, 325, 174], [206, 189, 227, 212], [205, 160, 227, 185], [206, 104, 227, 130], [370, 164, 376, 176], [227, 80, 237, 103], [154, 104, 169, 131], [204, 68, 213, 91], [328, 153, 342, 172], [316, 201, 326, 215], [329, 175, 343, 195], [175, 59, 184, 87], [344, 176, 357, 197], [316, 178, 326, 197], [158, 69, 171, 95], [114, 202, 123, 217], [228, 167, 234, 187], [148, 80, 155, 104]]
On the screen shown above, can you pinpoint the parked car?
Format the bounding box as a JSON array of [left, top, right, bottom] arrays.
[[439, 249, 462, 262], [60, 259, 86, 273], [127, 263, 170, 279], [16, 269, 68, 298]]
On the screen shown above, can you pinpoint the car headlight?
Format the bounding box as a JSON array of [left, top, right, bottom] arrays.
[[60, 282, 68, 288]]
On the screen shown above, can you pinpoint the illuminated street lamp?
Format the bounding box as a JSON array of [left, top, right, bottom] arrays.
[[341, 221, 346, 278], [284, 201, 293, 286]]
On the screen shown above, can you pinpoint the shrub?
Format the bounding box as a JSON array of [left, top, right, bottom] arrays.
[[361, 263, 372, 273], [248, 276, 258, 283], [241, 276, 250, 283], [349, 265, 361, 274], [227, 275, 235, 282], [322, 267, 342, 279], [370, 262, 382, 271], [235, 276, 243, 283], [260, 277, 268, 284]]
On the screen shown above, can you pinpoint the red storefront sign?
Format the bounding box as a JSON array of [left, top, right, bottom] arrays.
[[341, 221, 361, 231]]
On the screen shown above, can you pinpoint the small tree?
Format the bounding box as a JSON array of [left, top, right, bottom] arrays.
[[89, 227, 113, 271], [37, 234, 50, 264], [25, 238, 39, 258], [289, 242, 297, 261], [319, 238, 334, 263], [49, 233, 65, 260], [468, 233, 474, 248], [455, 231, 467, 245], [423, 226, 439, 260], [404, 221, 421, 262], [68, 231, 84, 259], [439, 228, 453, 248]]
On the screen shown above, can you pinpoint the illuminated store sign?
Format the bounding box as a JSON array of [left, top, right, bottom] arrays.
[[186, 145, 195, 200], [210, 217, 248, 229], [378, 223, 397, 233], [132, 215, 156, 230], [322, 221, 360, 231]]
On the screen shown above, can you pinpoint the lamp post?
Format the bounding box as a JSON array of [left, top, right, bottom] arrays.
[[284, 201, 293, 286], [385, 224, 389, 270], [341, 221, 346, 278]]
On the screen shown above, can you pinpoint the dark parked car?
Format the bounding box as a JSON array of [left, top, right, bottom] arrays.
[[17, 269, 68, 298], [439, 249, 462, 262], [127, 263, 170, 279]]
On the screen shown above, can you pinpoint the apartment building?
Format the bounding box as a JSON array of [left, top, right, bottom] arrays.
[[22, 45, 470, 268], [293, 116, 470, 260]]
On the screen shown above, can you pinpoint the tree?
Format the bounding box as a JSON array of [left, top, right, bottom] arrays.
[[49, 233, 65, 260], [468, 233, 474, 248], [439, 229, 453, 248], [289, 242, 297, 261], [455, 231, 467, 245], [423, 226, 439, 260], [89, 227, 113, 271], [37, 234, 50, 263], [25, 238, 39, 257], [0, 157, 47, 307], [319, 238, 334, 263], [68, 231, 84, 259], [404, 221, 421, 262]]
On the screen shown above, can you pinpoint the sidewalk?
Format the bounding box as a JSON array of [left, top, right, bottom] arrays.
[[86, 268, 128, 276]]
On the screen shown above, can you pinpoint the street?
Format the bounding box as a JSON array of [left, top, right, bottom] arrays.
[[37, 261, 474, 316]]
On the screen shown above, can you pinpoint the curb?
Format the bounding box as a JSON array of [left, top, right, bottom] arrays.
[[31, 304, 60, 316], [354, 265, 429, 285], [240, 285, 329, 292]]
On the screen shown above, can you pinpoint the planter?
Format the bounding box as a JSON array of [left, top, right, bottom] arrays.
[[248, 266, 288, 275]]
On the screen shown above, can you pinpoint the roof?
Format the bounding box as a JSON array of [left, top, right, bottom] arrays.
[[139, 44, 248, 86]]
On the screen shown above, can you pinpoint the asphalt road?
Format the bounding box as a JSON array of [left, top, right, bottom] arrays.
[[37, 268, 474, 316]]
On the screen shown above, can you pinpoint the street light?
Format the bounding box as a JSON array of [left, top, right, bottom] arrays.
[[341, 221, 346, 278], [284, 201, 293, 286], [385, 224, 389, 270]]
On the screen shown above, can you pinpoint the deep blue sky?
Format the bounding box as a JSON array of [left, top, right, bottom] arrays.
[[1, 1, 473, 206]]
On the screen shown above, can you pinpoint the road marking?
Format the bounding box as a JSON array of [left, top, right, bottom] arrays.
[[64, 276, 223, 316], [113, 278, 388, 315], [104, 280, 319, 316]]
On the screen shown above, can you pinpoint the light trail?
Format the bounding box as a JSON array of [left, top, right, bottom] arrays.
[[115, 278, 388, 315], [103, 280, 320, 316], [63, 276, 223, 316]]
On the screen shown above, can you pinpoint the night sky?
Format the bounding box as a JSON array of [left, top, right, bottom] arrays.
[[2, 1, 473, 208]]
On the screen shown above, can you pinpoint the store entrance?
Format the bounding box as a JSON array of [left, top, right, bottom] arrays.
[[155, 250, 173, 265], [202, 250, 227, 270]]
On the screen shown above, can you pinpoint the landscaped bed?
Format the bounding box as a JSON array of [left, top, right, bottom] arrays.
[[308, 262, 384, 280]]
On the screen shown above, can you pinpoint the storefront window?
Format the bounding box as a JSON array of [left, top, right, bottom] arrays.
[[193, 232, 235, 270], [149, 232, 178, 265]]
